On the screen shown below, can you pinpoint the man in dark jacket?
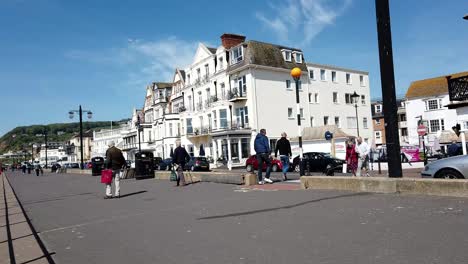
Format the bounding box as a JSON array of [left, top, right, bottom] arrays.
[[275, 132, 292, 181], [104, 141, 126, 199], [172, 140, 190, 186], [254, 129, 273, 184]]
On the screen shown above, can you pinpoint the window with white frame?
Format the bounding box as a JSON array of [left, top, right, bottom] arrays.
[[235, 107, 249, 127], [294, 52, 302, 63], [218, 57, 224, 70], [375, 131, 381, 139], [220, 83, 226, 100], [360, 75, 365, 86], [310, 117, 314, 127], [361, 95, 366, 105], [333, 92, 338, 103], [314, 93, 319, 103], [186, 118, 193, 134], [237, 76, 247, 96], [286, 80, 291, 89], [212, 111, 217, 129], [346, 73, 351, 84], [308, 93, 312, 103], [429, 119, 445, 133], [320, 69, 326, 81], [347, 117, 357, 129], [376, 118, 381, 125], [169, 123, 173, 137], [288, 108, 293, 118], [332, 71, 337, 82], [219, 109, 228, 128], [324, 116, 329, 125], [231, 46, 243, 64], [375, 104, 382, 113], [309, 70, 315, 80], [335, 116, 340, 127], [205, 64, 209, 78], [426, 99, 441, 111], [187, 74, 191, 85], [363, 117, 368, 129], [196, 68, 201, 82], [282, 50, 292, 61], [345, 93, 352, 104]]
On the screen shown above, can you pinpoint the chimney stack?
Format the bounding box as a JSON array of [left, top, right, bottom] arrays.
[[220, 33, 246, 49]]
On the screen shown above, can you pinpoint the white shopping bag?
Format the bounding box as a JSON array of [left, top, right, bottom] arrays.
[[342, 163, 347, 173]]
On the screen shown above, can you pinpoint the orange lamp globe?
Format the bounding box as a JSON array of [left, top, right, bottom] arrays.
[[290, 67, 301, 80]]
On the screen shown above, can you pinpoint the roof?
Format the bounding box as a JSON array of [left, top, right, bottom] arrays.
[[405, 71, 468, 99], [179, 70, 186, 81], [154, 82, 173, 89], [306, 63, 369, 75], [207, 47, 217, 54], [438, 131, 460, 144], [246, 40, 308, 71], [290, 125, 351, 141]]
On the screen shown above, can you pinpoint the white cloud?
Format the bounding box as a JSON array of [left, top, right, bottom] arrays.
[[256, 0, 352, 46]]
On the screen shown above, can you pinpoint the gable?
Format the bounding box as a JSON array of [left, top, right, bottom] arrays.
[[192, 43, 213, 64]]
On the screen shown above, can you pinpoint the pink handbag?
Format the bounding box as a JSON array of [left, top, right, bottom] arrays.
[[101, 169, 113, 184]]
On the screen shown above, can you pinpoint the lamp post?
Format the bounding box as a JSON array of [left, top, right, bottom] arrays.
[[136, 115, 142, 153], [291, 67, 304, 176], [464, 14, 468, 20], [416, 116, 428, 165], [69, 105, 93, 170], [44, 128, 48, 168], [351, 91, 360, 137]]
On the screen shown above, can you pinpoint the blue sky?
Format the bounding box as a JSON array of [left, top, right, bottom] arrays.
[[1, 0, 467, 137]]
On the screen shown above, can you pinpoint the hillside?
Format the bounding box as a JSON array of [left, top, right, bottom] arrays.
[[0, 120, 129, 154]]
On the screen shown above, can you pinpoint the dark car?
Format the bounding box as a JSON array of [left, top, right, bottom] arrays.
[[152, 157, 163, 170], [292, 152, 344, 175], [184, 157, 210, 171], [245, 155, 285, 172], [70, 163, 80, 168], [158, 158, 173, 171]]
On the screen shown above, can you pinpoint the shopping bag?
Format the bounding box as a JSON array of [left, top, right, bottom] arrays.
[[170, 168, 178, 182], [101, 169, 113, 184]]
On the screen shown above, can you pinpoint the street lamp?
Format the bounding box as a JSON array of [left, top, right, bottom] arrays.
[[135, 115, 142, 153], [416, 115, 428, 165], [290, 67, 304, 176], [351, 91, 360, 137], [69, 105, 93, 170], [464, 14, 468, 20]]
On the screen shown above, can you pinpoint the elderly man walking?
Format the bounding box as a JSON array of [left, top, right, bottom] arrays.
[[254, 129, 273, 184], [104, 141, 126, 199], [172, 140, 190, 187], [355, 137, 370, 177]]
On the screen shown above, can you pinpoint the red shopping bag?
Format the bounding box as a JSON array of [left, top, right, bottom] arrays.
[[101, 169, 113, 184]]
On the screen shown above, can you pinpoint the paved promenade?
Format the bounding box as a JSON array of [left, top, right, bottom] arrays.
[[3, 171, 468, 263]]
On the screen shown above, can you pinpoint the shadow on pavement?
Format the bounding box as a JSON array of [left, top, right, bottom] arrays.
[[119, 190, 147, 198], [198, 192, 371, 220], [22, 192, 94, 205]]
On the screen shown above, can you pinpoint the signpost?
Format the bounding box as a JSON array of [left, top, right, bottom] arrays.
[[417, 124, 427, 165], [325, 131, 335, 157]]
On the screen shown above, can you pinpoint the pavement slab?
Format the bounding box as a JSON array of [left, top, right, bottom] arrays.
[[5, 171, 468, 264]]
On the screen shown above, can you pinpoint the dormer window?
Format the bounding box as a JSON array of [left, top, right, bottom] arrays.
[[293, 52, 303, 63], [282, 49, 292, 62], [231, 45, 243, 64]]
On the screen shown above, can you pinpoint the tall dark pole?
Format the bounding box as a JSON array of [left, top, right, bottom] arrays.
[[375, 0, 402, 177], [354, 103, 360, 137], [137, 116, 141, 153], [418, 116, 428, 165], [79, 105, 85, 170], [291, 68, 304, 176], [44, 128, 48, 168]]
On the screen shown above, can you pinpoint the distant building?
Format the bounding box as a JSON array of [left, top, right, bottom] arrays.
[[67, 131, 93, 163], [371, 100, 407, 147]]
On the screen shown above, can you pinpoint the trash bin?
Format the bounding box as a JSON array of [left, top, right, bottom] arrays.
[[91, 157, 105, 176], [135, 151, 155, 179]]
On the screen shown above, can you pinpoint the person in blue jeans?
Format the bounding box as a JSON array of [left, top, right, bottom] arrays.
[[275, 132, 292, 181], [254, 129, 273, 184]]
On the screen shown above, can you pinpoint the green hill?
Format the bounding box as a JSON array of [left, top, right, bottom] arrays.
[[0, 120, 129, 154]]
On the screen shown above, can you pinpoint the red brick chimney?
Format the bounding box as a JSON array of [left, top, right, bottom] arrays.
[[220, 33, 246, 49]]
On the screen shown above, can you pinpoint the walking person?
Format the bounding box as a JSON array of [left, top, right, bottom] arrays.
[[104, 141, 126, 199], [254, 129, 273, 184], [355, 137, 370, 177], [34, 164, 41, 176], [275, 132, 292, 181], [172, 140, 190, 187], [345, 139, 358, 176]]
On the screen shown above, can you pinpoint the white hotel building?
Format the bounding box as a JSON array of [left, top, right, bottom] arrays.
[[124, 34, 373, 166]]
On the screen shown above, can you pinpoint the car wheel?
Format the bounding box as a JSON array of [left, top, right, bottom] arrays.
[[436, 169, 464, 179], [246, 164, 253, 172], [271, 164, 279, 172], [294, 164, 300, 173]]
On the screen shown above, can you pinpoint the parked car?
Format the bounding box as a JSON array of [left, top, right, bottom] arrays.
[[152, 157, 163, 170], [158, 158, 173, 171], [292, 152, 344, 174], [70, 163, 80, 168], [245, 155, 284, 172], [421, 155, 468, 179], [184, 157, 210, 171]]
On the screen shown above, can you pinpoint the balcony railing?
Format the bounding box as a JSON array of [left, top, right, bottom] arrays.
[[228, 88, 247, 102]]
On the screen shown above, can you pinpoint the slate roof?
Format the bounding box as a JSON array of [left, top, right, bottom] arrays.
[[179, 70, 186, 81], [290, 125, 350, 141], [154, 82, 173, 89], [207, 47, 217, 54], [406, 71, 468, 99]]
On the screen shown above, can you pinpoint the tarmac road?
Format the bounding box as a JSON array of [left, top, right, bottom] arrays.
[[6, 171, 468, 264]]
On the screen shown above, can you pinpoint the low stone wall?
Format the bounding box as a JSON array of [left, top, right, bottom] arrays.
[[154, 170, 245, 185], [301, 176, 468, 198], [66, 169, 92, 175]]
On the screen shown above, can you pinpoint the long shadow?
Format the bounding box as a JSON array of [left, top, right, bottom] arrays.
[[118, 190, 147, 198], [22, 192, 94, 205], [20, 252, 56, 264], [198, 192, 371, 220]]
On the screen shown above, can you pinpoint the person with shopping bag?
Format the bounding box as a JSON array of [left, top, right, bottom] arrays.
[[103, 141, 126, 199], [172, 140, 190, 187]]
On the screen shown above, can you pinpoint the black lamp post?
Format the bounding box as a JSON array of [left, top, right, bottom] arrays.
[[351, 91, 360, 137], [44, 128, 48, 168], [291, 67, 304, 176], [416, 116, 428, 165], [69, 105, 93, 170], [136, 115, 142, 153]]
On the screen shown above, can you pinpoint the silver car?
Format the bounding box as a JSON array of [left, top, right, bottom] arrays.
[[421, 155, 468, 179]]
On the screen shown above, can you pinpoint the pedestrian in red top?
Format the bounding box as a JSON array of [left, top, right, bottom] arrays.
[[346, 140, 358, 176]]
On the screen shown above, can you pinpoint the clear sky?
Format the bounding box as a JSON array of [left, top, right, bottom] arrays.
[[1, 0, 467, 136]]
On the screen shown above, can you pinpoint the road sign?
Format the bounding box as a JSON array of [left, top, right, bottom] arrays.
[[417, 125, 427, 136], [325, 131, 333, 140]]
